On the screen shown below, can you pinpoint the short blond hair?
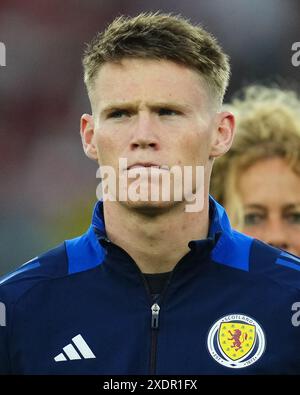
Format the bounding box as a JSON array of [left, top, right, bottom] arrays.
[[82, 12, 230, 107], [211, 85, 300, 228]]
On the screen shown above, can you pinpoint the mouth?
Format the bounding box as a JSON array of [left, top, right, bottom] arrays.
[[127, 163, 169, 170]]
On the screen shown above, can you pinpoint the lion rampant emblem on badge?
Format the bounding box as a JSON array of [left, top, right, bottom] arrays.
[[228, 329, 247, 351]]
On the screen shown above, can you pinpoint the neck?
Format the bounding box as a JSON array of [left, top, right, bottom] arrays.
[[103, 199, 210, 274]]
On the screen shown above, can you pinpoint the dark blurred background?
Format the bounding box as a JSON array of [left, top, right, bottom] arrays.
[[0, 0, 299, 275]]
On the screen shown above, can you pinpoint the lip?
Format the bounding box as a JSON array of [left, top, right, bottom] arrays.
[[127, 162, 162, 170]]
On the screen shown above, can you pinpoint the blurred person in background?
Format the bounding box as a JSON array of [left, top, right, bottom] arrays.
[[211, 85, 300, 256]]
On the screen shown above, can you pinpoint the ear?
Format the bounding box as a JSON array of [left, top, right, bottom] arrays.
[[80, 114, 98, 161], [209, 111, 235, 159]]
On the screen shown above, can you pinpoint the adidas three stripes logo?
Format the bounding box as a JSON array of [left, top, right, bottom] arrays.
[[54, 334, 96, 362]]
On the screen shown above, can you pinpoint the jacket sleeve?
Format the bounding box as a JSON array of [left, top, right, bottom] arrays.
[[0, 289, 12, 374]]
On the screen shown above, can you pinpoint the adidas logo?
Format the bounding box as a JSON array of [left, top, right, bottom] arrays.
[[54, 334, 96, 362]]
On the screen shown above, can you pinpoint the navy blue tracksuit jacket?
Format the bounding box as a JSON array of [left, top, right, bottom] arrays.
[[1, 197, 300, 374]]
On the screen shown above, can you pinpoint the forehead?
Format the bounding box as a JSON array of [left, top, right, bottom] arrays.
[[90, 58, 209, 111]]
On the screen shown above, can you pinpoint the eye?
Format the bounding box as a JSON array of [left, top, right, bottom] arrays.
[[158, 108, 179, 116], [107, 109, 130, 119], [244, 213, 265, 226], [285, 212, 300, 224]]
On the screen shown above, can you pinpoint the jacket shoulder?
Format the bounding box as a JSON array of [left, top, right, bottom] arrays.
[[250, 238, 300, 290], [0, 243, 68, 305], [0, 225, 105, 305], [213, 227, 300, 291]]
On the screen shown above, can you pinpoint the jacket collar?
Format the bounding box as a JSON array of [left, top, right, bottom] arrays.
[[91, 195, 233, 241], [65, 196, 252, 275]]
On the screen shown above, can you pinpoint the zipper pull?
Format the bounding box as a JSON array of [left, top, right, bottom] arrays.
[[151, 303, 160, 329]]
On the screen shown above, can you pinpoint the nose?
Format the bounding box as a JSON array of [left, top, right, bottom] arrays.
[[130, 113, 160, 151]]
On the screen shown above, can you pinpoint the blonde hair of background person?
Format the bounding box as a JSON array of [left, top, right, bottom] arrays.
[[211, 85, 300, 253]]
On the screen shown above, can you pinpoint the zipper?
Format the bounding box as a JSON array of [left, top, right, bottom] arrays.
[[151, 303, 160, 329], [150, 303, 160, 374], [98, 230, 202, 373], [140, 272, 174, 375], [100, 238, 167, 374], [139, 274, 158, 374]]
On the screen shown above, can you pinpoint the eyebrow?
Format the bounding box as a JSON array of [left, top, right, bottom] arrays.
[[283, 204, 300, 211], [244, 204, 300, 211], [244, 204, 266, 211], [99, 101, 192, 117]]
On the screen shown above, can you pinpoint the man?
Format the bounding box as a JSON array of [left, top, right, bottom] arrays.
[[1, 12, 300, 375]]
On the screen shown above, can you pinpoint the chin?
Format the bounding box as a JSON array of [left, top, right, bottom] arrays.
[[120, 199, 181, 216]]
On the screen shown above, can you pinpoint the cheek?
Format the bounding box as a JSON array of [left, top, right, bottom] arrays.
[[176, 132, 210, 164], [283, 228, 300, 256], [289, 229, 300, 250], [94, 131, 118, 164]]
